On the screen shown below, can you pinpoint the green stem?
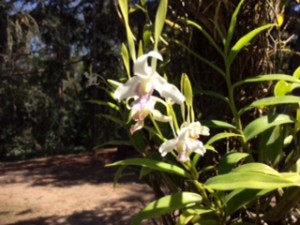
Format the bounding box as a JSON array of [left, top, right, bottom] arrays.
[[224, 58, 250, 152], [191, 180, 212, 207]]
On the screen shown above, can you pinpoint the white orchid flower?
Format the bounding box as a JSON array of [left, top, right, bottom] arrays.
[[159, 122, 210, 162], [129, 95, 171, 134], [114, 51, 185, 133], [114, 51, 185, 104]]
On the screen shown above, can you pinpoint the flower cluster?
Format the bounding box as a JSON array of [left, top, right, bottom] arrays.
[[114, 51, 209, 162]]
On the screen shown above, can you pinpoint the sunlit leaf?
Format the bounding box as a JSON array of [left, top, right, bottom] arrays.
[[206, 132, 240, 146], [233, 74, 300, 89], [293, 66, 300, 79], [243, 114, 295, 141], [225, 0, 246, 52], [205, 171, 298, 190], [181, 73, 193, 107], [131, 192, 202, 225], [228, 24, 274, 65], [239, 96, 300, 115], [201, 119, 237, 130], [121, 43, 131, 78], [218, 151, 250, 174], [118, 0, 136, 60], [154, 0, 168, 50], [106, 158, 192, 179], [274, 80, 292, 96]]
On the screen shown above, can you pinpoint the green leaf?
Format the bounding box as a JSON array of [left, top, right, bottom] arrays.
[[232, 74, 300, 90], [194, 90, 229, 104], [121, 43, 131, 78], [186, 20, 224, 57], [225, 0, 246, 52], [233, 163, 280, 175], [181, 73, 193, 107], [239, 96, 300, 115], [175, 40, 226, 78], [106, 158, 192, 179], [218, 152, 250, 174], [131, 192, 202, 225], [293, 66, 300, 79], [205, 172, 298, 190], [258, 126, 283, 166], [94, 140, 132, 150], [193, 219, 220, 225], [98, 114, 125, 126], [88, 100, 119, 111], [228, 24, 274, 65], [274, 80, 293, 97], [243, 114, 295, 141], [118, 0, 136, 60], [225, 189, 272, 215], [201, 119, 237, 130], [206, 132, 240, 146], [154, 0, 168, 50], [113, 165, 127, 187], [206, 163, 300, 190]]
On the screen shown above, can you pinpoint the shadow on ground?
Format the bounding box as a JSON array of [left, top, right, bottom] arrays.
[[4, 194, 156, 225], [0, 150, 140, 187]]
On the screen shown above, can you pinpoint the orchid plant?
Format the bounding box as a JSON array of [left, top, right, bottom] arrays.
[[103, 0, 300, 224]]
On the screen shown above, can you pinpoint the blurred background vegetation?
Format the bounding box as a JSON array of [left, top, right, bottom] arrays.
[[0, 0, 299, 161]]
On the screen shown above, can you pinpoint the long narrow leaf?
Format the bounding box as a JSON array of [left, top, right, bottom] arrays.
[[239, 96, 300, 115], [228, 24, 274, 65], [205, 172, 298, 190], [218, 152, 250, 174], [206, 132, 240, 146], [225, 0, 246, 52], [201, 119, 237, 130], [154, 0, 168, 50], [118, 0, 136, 60], [106, 158, 192, 179], [131, 192, 202, 225], [232, 74, 300, 90], [225, 189, 272, 215], [175, 40, 226, 78], [186, 20, 224, 57], [243, 114, 295, 141]]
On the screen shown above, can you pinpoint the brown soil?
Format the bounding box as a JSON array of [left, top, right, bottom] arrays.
[[0, 150, 157, 225]]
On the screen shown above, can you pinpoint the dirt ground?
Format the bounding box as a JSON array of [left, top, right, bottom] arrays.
[[0, 150, 157, 225]]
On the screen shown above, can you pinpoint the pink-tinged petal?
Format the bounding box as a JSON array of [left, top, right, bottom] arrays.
[[154, 75, 185, 104], [114, 76, 140, 101], [177, 150, 190, 162], [134, 51, 163, 78], [159, 139, 178, 157], [130, 120, 144, 134]]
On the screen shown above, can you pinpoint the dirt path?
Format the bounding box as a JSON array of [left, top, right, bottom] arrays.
[[0, 152, 156, 225]]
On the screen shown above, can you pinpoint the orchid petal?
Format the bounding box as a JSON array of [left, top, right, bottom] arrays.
[[151, 109, 172, 122], [154, 74, 185, 104], [114, 76, 140, 101], [130, 120, 144, 134], [199, 125, 210, 136], [177, 151, 190, 162], [159, 139, 178, 157], [187, 139, 206, 156], [134, 51, 163, 77]]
